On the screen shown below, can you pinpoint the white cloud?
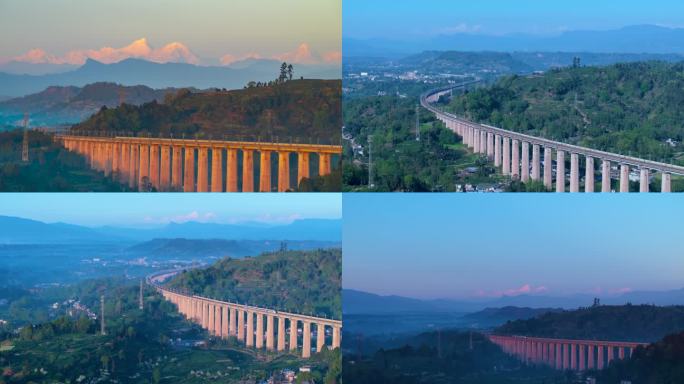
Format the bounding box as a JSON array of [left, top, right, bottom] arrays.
[[438, 23, 482, 35]]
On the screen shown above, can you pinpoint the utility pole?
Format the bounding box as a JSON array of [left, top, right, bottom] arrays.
[[415, 104, 420, 141], [437, 329, 442, 358], [21, 113, 29, 162], [368, 135, 373, 189], [139, 279, 144, 310], [100, 295, 106, 335]]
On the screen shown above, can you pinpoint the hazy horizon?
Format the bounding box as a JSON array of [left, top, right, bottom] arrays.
[[0, 193, 341, 227], [344, 0, 684, 39], [343, 194, 684, 300]]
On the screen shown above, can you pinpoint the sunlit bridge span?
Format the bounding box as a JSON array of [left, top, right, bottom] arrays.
[[489, 335, 648, 371], [147, 271, 342, 359], [422, 85, 684, 192], [58, 134, 342, 192]]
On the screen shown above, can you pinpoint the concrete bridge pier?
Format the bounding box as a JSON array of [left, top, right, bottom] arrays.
[[556, 150, 565, 192], [242, 150, 254, 192], [255, 312, 264, 348], [521, 141, 530, 182], [297, 152, 310, 186], [511, 139, 520, 179], [160, 146, 171, 190], [278, 152, 290, 192], [640, 168, 649, 192], [196, 147, 209, 192], [585, 157, 595, 192], [267, 315, 275, 350], [289, 319, 298, 352], [480, 131, 487, 153], [316, 323, 326, 352], [570, 153, 579, 192], [237, 309, 245, 341], [502, 137, 511, 175], [183, 147, 195, 192], [302, 321, 311, 358], [486, 132, 494, 159], [662, 172, 672, 192], [246, 311, 254, 347], [333, 326, 341, 349], [601, 160, 611, 192], [172, 147, 183, 190], [620, 164, 630, 193], [227, 149, 238, 192], [211, 149, 224, 192], [278, 316, 286, 351], [229, 308, 237, 336], [139, 145, 150, 190], [261, 151, 273, 192], [494, 134, 502, 167], [543, 147, 552, 189], [473, 129, 480, 153], [319, 153, 332, 176]]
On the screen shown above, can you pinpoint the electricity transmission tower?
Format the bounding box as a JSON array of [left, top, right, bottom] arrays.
[[21, 113, 29, 162], [139, 279, 144, 310], [368, 135, 374, 189], [100, 295, 106, 335], [415, 104, 420, 141]]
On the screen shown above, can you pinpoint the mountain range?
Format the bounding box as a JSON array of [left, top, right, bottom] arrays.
[[0, 82, 173, 127], [343, 288, 684, 314], [0, 215, 342, 244], [125, 238, 339, 260], [344, 25, 684, 57], [0, 57, 340, 98]]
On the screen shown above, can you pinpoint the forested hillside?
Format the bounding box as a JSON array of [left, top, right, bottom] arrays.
[[343, 331, 570, 384], [495, 305, 684, 342], [447, 61, 684, 164], [343, 97, 502, 191], [0, 130, 126, 191], [595, 331, 684, 383], [165, 248, 342, 319], [71, 79, 341, 143]]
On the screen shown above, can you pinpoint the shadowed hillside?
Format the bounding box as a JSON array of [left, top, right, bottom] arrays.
[[71, 79, 341, 143], [495, 304, 684, 342]]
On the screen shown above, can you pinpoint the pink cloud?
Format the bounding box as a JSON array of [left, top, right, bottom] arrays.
[[323, 51, 342, 63], [503, 284, 548, 296], [219, 52, 262, 65], [473, 284, 548, 298], [273, 43, 316, 64], [4, 38, 199, 65]]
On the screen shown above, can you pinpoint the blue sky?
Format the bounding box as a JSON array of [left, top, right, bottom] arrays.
[[344, 0, 684, 38], [0, 193, 341, 227], [343, 194, 684, 300]]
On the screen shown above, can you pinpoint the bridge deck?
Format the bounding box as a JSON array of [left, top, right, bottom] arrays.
[[56, 135, 343, 154]]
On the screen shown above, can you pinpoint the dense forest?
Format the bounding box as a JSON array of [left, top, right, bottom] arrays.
[[343, 330, 573, 384], [594, 330, 684, 383], [343, 96, 504, 191], [447, 61, 684, 165], [166, 248, 342, 319], [0, 130, 126, 191], [496, 304, 684, 342], [71, 79, 341, 144]]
